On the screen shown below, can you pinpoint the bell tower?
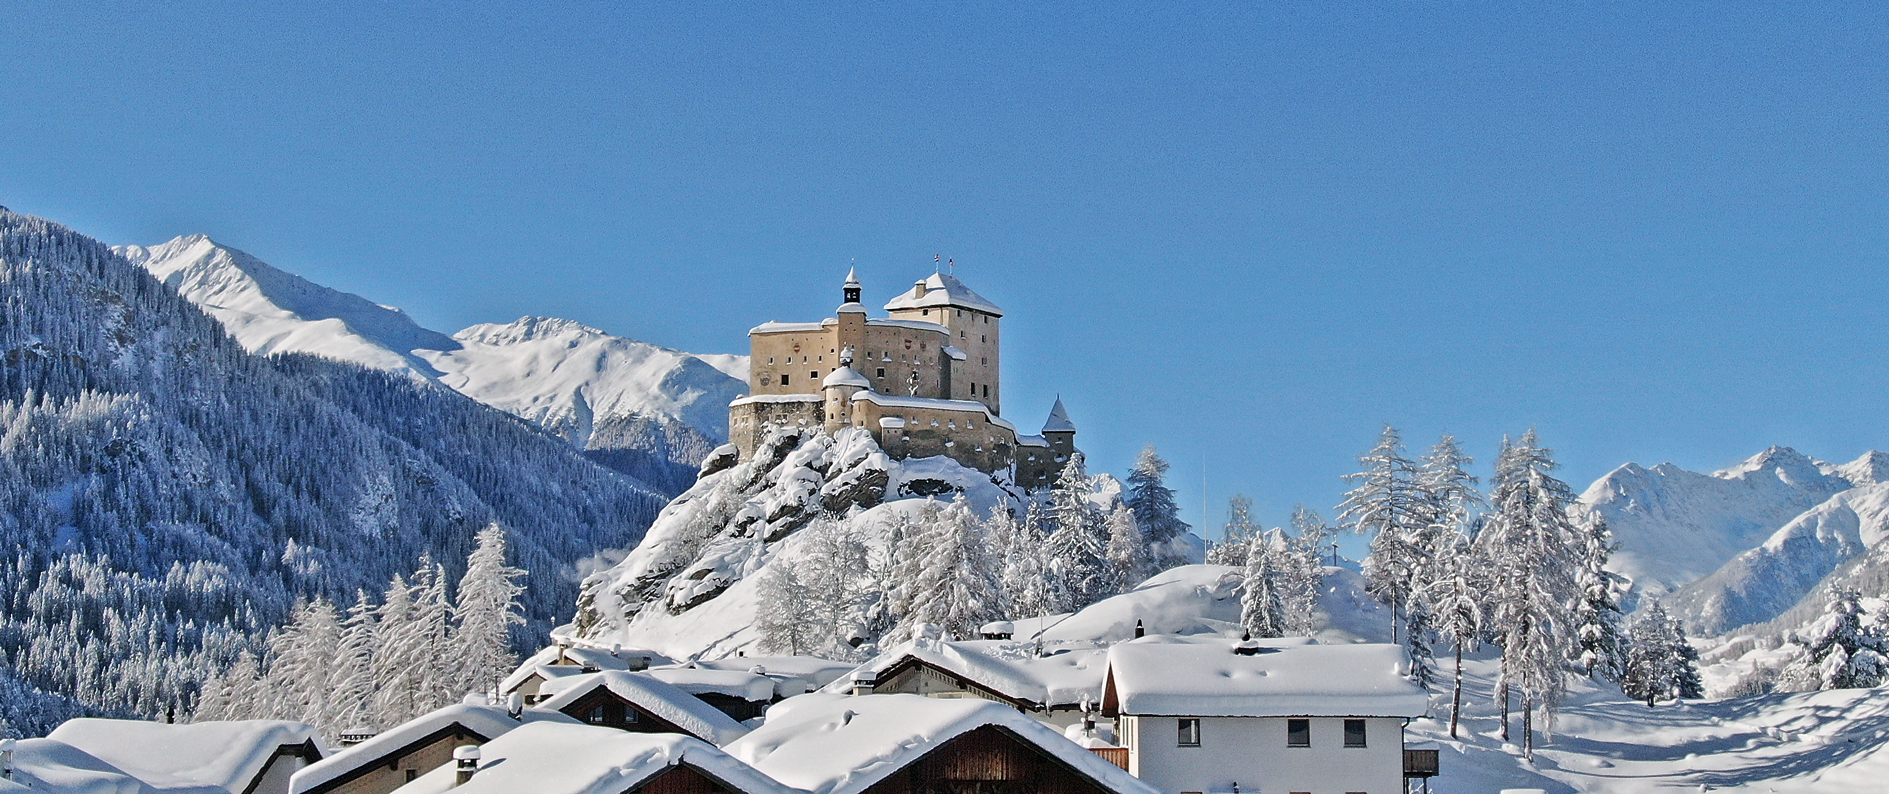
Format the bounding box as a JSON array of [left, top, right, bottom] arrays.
[[843, 267, 862, 304]]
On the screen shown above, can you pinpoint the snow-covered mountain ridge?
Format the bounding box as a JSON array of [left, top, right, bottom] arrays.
[[114, 235, 748, 493], [1582, 446, 1889, 635]]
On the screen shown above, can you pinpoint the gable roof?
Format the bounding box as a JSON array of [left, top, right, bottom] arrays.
[[536, 671, 752, 746], [1101, 636, 1429, 718], [47, 718, 325, 794], [832, 638, 1108, 711], [644, 667, 778, 702], [883, 273, 1004, 317], [0, 738, 158, 794], [501, 644, 669, 695], [726, 694, 1156, 794], [392, 722, 791, 794], [291, 704, 579, 794]]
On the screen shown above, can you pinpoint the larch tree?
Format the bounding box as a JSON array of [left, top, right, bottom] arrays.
[[1104, 503, 1153, 594], [370, 573, 421, 725], [1477, 430, 1582, 759], [1337, 425, 1426, 644], [1126, 445, 1192, 571], [453, 524, 528, 702], [1206, 495, 1259, 567], [755, 562, 818, 656], [327, 590, 379, 732], [1419, 531, 1484, 738], [906, 495, 1004, 640], [264, 597, 341, 725]]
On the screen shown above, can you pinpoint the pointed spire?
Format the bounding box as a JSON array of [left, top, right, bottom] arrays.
[[1042, 396, 1076, 434], [842, 266, 863, 306], [845, 267, 860, 287]]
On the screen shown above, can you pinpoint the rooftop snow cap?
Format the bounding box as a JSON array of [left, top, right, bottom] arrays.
[[823, 366, 872, 390], [845, 267, 861, 287], [883, 272, 1004, 316], [1042, 397, 1075, 434], [1101, 637, 1428, 718]]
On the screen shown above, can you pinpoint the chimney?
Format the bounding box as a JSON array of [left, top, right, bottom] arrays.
[[453, 745, 481, 787], [913, 279, 928, 298], [1134, 619, 1144, 639], [0, 738, 15, 781], [850, 669, 875, 696], [506, 692, 523, 719]]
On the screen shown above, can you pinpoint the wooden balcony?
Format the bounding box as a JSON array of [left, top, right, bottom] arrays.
[[1403, 748, 1440, 778], [1089, 747, 1130, 771]]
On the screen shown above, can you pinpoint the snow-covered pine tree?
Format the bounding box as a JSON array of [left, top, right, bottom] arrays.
[[371, 573, 421, 726], [1206, 495, 1258, 567], [1419, 531, 1484, 738], [906, 495, 1004, 640], [755, 562, 819, 656], [1239, 530, 1288, 638], [889, 503, 941, 635], [1790, 586, 1887, 690], [1280, 524, 1326, 638], [1000, 505, 1051, 621], [1125, 445, 1192, 571], [1571, 509, 1626, 683], [1624, 601, 1684, 707], [264, 597, 342, 724], [1104, 503, 1152, 594], [328, 591, 379, 733], [1046, 454, 1109, 611], [1477, 430, 1582, 759], [407, 557, 459, 713], [1337, 426, 1426, 644], [453, 524, 528, 702]]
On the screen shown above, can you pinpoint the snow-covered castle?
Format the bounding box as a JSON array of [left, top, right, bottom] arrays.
[[729, 270, 1077, 488]]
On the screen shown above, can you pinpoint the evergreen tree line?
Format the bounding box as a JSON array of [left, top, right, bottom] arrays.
[[0, 209, 663, 734], [195, 525, 525, 742], [1329, 426, 1702, 760], [1761, 586, 1889, 693], [757, 447, 1194, 658]]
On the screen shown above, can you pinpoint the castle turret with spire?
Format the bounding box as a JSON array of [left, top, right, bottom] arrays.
[[727, 267, 1077, 488]]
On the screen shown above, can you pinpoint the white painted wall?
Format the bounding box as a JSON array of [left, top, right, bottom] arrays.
[[1122, 714, 1405, 794]]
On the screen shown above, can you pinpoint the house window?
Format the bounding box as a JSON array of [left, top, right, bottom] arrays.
[[781, 374, 791, 386], [1344, 719, 1367, 748], [1287, 718, 1310, 747], [587, 705, 607, 724], [1177, 718, 1201, 747]]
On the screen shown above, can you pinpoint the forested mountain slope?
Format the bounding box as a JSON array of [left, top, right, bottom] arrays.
[[0, 209, 665, 734], [116, 236, 747, 494]]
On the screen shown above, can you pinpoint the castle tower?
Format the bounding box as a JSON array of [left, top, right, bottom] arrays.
[[821, 357, 871, 433], [1041, 396, 1076, 465], [884, 272, 1003, 414], [843, 267, 862, 305]]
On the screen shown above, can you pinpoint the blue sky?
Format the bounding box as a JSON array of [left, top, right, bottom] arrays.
[[4, 3, 1886, 546]]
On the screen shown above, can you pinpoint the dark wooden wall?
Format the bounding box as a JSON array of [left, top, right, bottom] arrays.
[[864, 726, 1117, 794]]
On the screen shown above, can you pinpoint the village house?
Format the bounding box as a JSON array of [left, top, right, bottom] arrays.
[[725, 693, 1160, 794], [290, 704, 579, 794], [729, 270, 1078, 488], [389, 722, 793, 794], [839, 638, 1110, 730], [46, 718, 326, 794], [500, 643, 666, 704], [643, 666, 780, 722], [534, 671, 752, 746], [1100, 637, 1431, 794]]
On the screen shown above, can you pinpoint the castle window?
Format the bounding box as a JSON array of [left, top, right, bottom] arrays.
[[922, 309, 929, 315], [981, 357, 987, 365], [780, 374, 790, 385], [811, 371, 819, 380], [961, 330, 966, 337], [956, 309, 962, 317], [768, 357, 774, 365], [818, 355, 823, 362], [876, 368, 886, 378], [947, 421, 956, 429], [981, 334, 987, 342], [983, 384, 989, 397]]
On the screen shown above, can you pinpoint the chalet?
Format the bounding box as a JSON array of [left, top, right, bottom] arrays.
[[688, 656, 859, 694], [534, 671, 752, 745], [1101, 636, 1431, 794], [726, 693, 1159, 794], [389, 722, 793, 794], [46, 718, 326, 794], [838, 638, 1109, 729], [290, 704, 579, 794], [645, 666, 779, 722], [501, 643, 665, 704]]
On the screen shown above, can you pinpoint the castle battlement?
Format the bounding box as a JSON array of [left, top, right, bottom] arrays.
[[730, 268, 1076, 488]]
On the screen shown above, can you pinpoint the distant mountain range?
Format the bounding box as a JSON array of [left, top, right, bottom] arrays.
[[1583, 446, 1889, 634], [117, 235, 749, 494]]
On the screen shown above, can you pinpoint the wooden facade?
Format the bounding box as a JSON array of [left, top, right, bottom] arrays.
[[558, 688, 704, 739], [301, 726, 482, 794], [861, 726, 1114, 794], [633, 765, 740, 794]]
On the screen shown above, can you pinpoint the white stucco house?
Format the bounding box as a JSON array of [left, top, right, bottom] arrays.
[[1100, 636, 1430, 794]]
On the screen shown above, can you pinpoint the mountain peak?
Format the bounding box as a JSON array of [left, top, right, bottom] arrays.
[[456, 316, 611, 345], [1834, 450, 1889, 488], [1714, 446, 1833, 487]]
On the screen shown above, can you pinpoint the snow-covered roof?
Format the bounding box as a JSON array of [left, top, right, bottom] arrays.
[[822, 366, 871, 389], [835, 302, 867, 314], [1017, 434, 1049, 448], [749, 321, 828, 334], [878, 417, 906, 429], [883, 273, 1005, 317], [850, 392, 1018, 433], [645, 666, 778, 702], [1042, 397, 1075, 433], [502, 645, 668, 695], [864, 317, 950, 333], [844, 268, 860, 287], [535, 671, 753, 746], [47, 718, 325, 794], [0, 738, 158, 794], [727, 694, 1154, 794], [689, 657, 860, 690], [292, 704, 579, 794], [941, 345, 966, 361], [1102, 636, 1428, 718], [832, 638, 1109, 710], [730, 394, 824, 407], [393, 722, 791, 794]]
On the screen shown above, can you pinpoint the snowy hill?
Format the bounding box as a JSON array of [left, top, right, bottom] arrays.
[[0, 210, 665, 732], [1582, 446, 1889, 635], [116, 236, 748, 493]]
